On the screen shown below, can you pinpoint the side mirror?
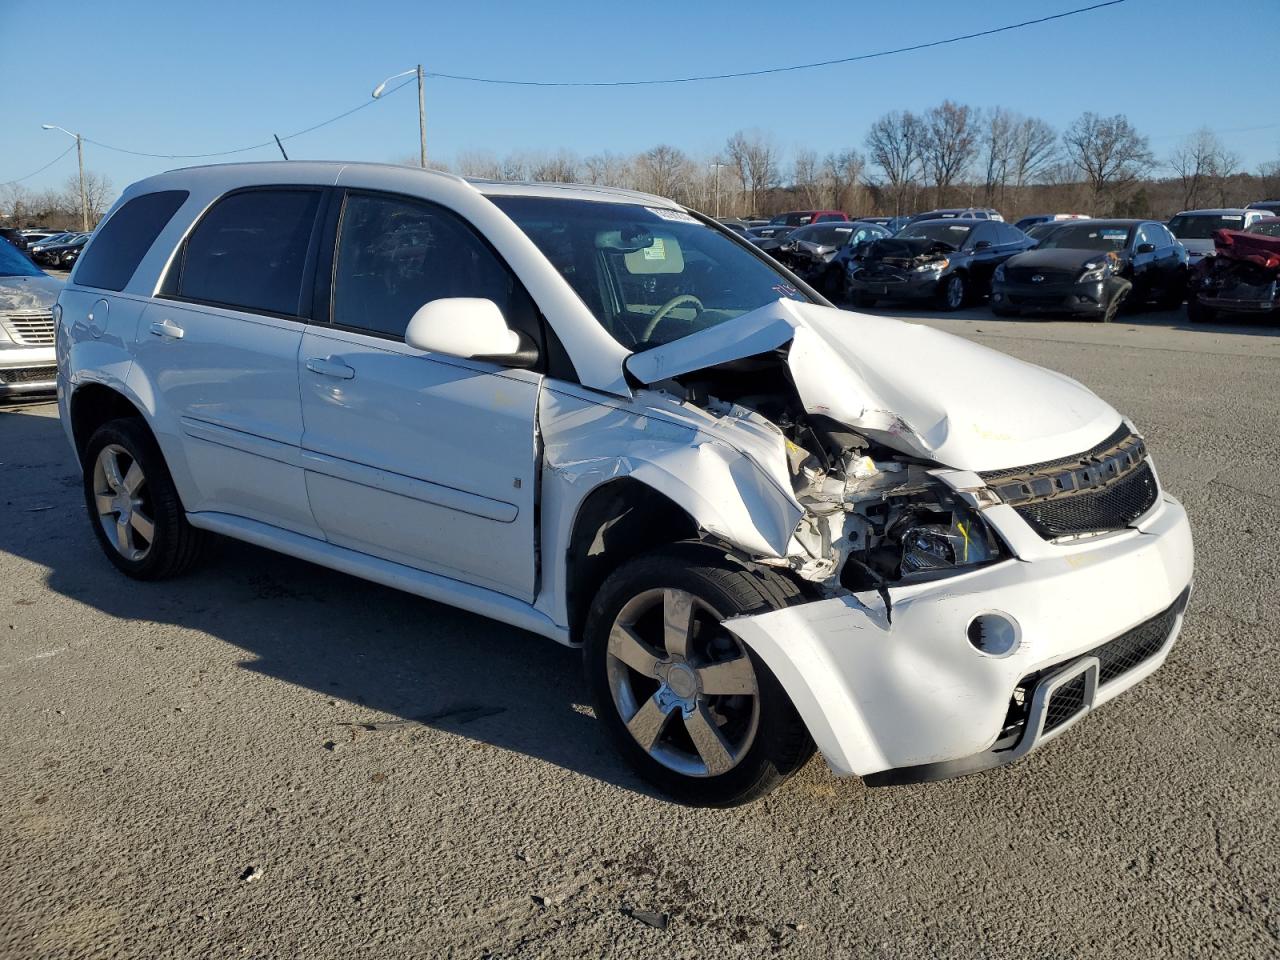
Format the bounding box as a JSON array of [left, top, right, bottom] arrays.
[[405, 298, 537, 367], [973, 240, 992, 250], [1135, 242, 1156, 255]]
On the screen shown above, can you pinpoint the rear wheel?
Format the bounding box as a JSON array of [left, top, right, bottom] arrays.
[[935, 273, 966, 311], [82, 419, 206, 580], [584, 545, 813, 806]]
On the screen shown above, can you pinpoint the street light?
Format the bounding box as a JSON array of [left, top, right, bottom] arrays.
[[372, 66, 426, 169], [42, 123, 89, 231]]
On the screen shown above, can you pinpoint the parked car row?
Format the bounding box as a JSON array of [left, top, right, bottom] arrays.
[[30, 231, 90, 267]]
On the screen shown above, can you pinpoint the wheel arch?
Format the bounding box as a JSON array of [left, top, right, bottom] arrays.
[[69, 382, 149, 463]]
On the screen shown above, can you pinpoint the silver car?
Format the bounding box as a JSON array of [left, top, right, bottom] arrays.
[[0, 238, 63, 397], [1167, 208, 1277, 267]]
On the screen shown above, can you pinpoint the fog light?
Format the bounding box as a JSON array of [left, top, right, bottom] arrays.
[[966, 612, 1020, 657]]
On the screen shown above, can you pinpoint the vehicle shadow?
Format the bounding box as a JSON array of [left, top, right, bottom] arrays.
[[0, 405, 664, 799]]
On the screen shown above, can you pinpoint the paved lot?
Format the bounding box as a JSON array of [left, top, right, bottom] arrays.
[[1, 307, 1278, 959]]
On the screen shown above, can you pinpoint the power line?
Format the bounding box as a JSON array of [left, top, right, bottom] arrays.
[[425, 1, 1128, 87], [0, 143, 76, 186], [81, 76, 416, 161]]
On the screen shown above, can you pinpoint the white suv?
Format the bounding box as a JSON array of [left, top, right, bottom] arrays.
[[56, 162, 1194, 805]]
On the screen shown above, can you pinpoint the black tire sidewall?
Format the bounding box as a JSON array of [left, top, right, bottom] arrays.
[[584, 545, 812, 806], [81, 419, 197, 580]]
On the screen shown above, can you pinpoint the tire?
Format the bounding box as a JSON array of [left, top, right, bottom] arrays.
[[82, 418, 206, 580], [584, 544, 814, 806], [935, 273, 966, 311], [1187, 299, 1216, 324], [851, 292, 877, 308], [1101, 279, 1132, 323]]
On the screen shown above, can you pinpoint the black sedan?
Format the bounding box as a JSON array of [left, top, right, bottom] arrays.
[[769, 221, 890, 296], [990, 220, 1188, 322], [846, 219, 1034, 310], [32, 233, 88, 268]]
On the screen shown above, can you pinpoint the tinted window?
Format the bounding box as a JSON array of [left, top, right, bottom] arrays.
[[995, 222, 1024, 244], [1038, 223, 1132, 252], [74, 190, 188, 291], [0, 238, 42, 278], [1167, 213, 1247, 239], [179, 189, 320, 315], [332, 193, 522, 339], [969, 223, 997, 247]]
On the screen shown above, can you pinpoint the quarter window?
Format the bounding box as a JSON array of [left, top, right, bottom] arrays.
[[75, 190, 188, 291], [178, 189, 321, 316], [331, 193, 522, 340]]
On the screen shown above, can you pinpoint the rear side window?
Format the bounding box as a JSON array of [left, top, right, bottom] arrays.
[[74, 190, 188, 291], [178, 189, 321, 316]]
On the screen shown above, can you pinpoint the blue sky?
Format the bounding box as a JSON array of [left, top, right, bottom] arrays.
[[3, 0, 1277, 198]]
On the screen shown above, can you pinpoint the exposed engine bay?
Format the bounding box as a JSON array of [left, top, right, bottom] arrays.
[[653, 350, 1005, 605]]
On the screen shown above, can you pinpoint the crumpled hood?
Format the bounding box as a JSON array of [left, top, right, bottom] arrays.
[[625, 299, 1122, 472], [0, 274, 64, 313]]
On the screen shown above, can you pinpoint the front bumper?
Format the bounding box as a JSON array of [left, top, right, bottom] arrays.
[[725, 493, 1194, 781], [991, 279, 1109, 316], [848, 269, 943, 301], [1196, 292, 1280, 315], [0, 344, 57, 396]]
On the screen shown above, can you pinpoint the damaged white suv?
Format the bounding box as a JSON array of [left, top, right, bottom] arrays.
[[56, 163, 1194, 805]]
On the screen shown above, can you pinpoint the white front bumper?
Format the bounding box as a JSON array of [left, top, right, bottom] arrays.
[[725, 494, 1194, 779]]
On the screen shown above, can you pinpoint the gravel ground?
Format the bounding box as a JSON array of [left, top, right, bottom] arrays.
[[1, 307, 1277, 959]]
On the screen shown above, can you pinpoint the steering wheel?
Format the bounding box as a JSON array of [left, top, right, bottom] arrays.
[[639, 294, 704, 344]]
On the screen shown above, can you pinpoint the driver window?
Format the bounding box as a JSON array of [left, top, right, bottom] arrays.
[[332, 193, 520, 339]]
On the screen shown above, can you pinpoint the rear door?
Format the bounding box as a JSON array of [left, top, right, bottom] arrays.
[[298, 190, 542, 601], [131, 187, 326, 537]]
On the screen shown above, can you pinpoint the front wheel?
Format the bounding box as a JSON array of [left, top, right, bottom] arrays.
[[584, 545, 814, 806], [935, 273, 966, 311]]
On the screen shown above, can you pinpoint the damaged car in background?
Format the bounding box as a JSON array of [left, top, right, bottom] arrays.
[[1187, 226, 1280, 324], [767, 220, 889, 296], [846, 218, 1033, 310], [58, 163, 1194, 806]]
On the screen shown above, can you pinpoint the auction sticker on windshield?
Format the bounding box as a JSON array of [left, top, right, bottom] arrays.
[[645, 207, 700, 224]]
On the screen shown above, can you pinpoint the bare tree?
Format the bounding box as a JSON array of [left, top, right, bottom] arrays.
[[1169, 128, 1240, 210], [499, 153, 530, 182], [922, 101, 979, 207], [822, 149, 866, 213], [634, 144, 692, 200], [529, 151, 579, 183], [864, 110, 925, 216], [725, 130, 780, 215], [583, 152, 634, 188], [792, 148, 823, 208], [1010, 116, 1058, 189], [454, 150, 502, 179], [1062, 112, 1154, 210], [980, 108, 1015, 208]]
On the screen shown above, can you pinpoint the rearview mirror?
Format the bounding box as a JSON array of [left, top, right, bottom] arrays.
[[405, 298, 537, 367]]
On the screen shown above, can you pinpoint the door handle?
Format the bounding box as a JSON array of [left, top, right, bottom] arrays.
[[149, 318, 184, 339], [305, 356, 355, 380]]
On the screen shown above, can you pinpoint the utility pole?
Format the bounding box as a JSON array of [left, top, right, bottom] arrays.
[[74, 132, 88, 231], [711, 162, 726, 218], [42, 124, 89, 230], [417, 64, 427, 168]]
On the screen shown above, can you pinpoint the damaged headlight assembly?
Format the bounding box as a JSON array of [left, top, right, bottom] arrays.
[[913, 258, 949, 274], [781, 447, 1007, 608]]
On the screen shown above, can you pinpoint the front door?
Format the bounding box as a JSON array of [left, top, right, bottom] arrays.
[[298, 190, 541, 601]]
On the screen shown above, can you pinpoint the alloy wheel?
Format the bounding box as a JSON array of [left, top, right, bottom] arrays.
[[92, 444, 155, 562], [605, 588, 760, 777]]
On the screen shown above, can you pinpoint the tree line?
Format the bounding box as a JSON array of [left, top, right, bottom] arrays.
[[3, 104, 1276, 230]]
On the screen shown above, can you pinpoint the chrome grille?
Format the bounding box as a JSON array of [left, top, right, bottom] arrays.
[[2, 312, 56, 346]]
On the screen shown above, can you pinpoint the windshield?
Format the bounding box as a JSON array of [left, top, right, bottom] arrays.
[[493, 196, 811, 349], [1245, 219, 1280, 238], [897, 221, 972, 246], [1037, 223, 1132, 252], [0, 238, 43, 277], [1168, 213, 1248, 239]]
